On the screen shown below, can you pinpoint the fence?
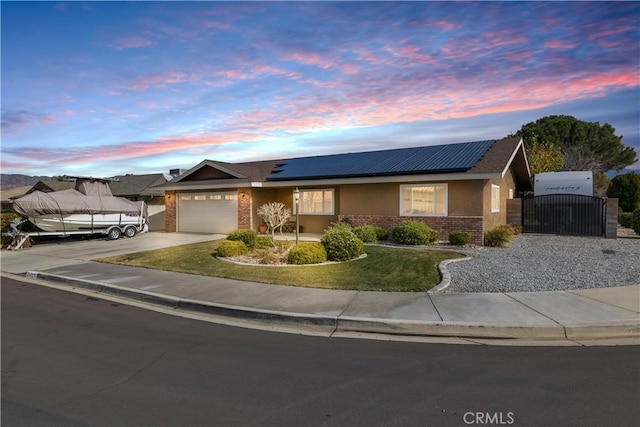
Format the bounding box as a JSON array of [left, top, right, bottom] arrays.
[[521, 194, 606, 236]]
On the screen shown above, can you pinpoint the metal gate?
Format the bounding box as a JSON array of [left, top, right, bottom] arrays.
[[522, 194, 606, 236]]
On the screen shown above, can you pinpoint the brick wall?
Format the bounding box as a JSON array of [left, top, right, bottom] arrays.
[[164, 191, 176, 232], [339, 214, 485, 246], [237, 188, 252, 229]]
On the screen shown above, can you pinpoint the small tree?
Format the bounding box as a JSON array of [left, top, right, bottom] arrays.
[[257, 202, 291, 246]]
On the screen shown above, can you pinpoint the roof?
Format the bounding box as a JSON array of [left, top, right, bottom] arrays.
[[162, 137, 532, 190], [1, 185, 33, 203], [267, 140, 495, 181], [23, 174, 170, 198]]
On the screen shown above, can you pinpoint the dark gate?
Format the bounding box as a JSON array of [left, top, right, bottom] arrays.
[[522, 194, 606, 236]]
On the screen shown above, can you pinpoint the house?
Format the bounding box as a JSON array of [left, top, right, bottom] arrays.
[[9, 174, 170, 231], [162, 137, 531, 245], [1, 186, 33, 212]]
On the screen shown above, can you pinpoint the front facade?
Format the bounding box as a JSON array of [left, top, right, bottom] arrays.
[[162, 138, 531, 246]]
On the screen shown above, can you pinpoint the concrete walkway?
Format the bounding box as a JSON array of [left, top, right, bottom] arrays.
[[1, 232, 638, 345]]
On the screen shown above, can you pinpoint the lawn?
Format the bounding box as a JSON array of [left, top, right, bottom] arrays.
[[98, 240, 464, 292]]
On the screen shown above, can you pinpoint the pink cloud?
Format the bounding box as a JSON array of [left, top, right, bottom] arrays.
[[544, 40, 577, 49], [130, 71, 189, 90], [281, 52, 335, 70], [113, 36, 157, 50]]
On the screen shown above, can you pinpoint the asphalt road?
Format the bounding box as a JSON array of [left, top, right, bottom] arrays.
[[2, 277, 639, 427]]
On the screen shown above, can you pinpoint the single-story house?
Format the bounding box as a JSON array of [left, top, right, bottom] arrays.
[[162, 137, 531, 245], [9, 174, 171, 231]]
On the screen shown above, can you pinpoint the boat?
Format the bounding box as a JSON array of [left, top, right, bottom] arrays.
[[12, 178, 148, 238], [29, 212, 144, 233]]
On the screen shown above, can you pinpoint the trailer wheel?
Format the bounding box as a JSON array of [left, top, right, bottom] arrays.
[[107, 227, 122, 240], [123, 226, 137, 238]]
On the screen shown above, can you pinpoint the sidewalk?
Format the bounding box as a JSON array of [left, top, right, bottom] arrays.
[[2, 233, 639, 345]]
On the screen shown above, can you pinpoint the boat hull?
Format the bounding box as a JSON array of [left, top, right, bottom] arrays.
[[30, 213, 143, 232]]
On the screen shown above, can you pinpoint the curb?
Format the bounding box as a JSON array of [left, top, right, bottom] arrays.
[[20, 271, 640, 342], [430, 256, 473, 293]]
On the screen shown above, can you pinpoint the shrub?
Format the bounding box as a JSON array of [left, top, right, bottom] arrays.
[[321, 225, 364, 261], [217, 240, 248, 257], [353, 225, 379, 243], [392, 220, 439, 245], [255, 235, 273, 248], [373, 226, 389, 241], [484, 225, 515, 247], [448, 230, 472, 246], [227, 229, 258, 249], [619, 212, 634, 229], [287, 242, 328, 265], [632, 208, 640, 235]]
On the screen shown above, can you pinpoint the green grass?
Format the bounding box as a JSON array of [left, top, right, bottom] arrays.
[[98, 240, 464, 292]]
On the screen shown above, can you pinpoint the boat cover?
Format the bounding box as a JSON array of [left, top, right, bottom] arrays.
[[12, 179, 146, 218]]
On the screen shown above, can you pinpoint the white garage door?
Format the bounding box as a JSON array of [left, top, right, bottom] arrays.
[[177, 192, 238, 233]]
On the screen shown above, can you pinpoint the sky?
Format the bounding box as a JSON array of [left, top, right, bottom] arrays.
[[1, 1, 639, 178]]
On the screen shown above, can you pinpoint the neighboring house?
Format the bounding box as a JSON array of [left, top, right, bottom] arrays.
[[162, 137, 531, 245], [1, 186, 33, 211], [11, 174, 170, 231]]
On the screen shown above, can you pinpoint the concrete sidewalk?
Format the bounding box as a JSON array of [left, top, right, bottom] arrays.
[[1, 232, 639, 345]]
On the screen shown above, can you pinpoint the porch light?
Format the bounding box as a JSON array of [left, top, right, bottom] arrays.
[[293, 188, 300, 245]]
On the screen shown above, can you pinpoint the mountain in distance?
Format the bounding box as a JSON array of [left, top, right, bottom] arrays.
[[0, 174, 51, 190]]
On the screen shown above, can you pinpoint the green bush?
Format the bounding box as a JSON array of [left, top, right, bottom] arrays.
[[373, 226, 389, 241], [632, 208, 640, 234], [448, 230, 472, 246], [287, 242, 328, 265], [353, 225, 379, 243], [321, 225, 365, 261], [392, 220, 439, 245], [255, 235, 273, 248], [217, 240, 248, 257], [619, 212, 634, 228], [227, 229, 257, 249], [484, 225, 515, 247]]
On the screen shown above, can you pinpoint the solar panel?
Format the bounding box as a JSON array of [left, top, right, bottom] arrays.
[[267, 140, 495, 181]]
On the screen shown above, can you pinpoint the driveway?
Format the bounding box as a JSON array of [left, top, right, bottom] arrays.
[[0, 232, 222, 274]]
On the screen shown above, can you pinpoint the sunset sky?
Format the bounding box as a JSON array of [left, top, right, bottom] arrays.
[[2, 1, 638, 177]]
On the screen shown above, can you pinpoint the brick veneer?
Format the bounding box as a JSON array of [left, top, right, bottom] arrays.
[[164, 191, 176, 232], [339, 214, 484, 246], [237, 187, 252, 229]]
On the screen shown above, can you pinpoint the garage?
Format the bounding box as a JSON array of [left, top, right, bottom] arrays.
[[177, 192, 238, 233]]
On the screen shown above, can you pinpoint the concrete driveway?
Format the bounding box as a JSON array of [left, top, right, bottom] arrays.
[[0, 232, 222, 274]]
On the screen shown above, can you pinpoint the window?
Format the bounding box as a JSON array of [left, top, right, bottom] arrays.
[[209, 195, 222, 200], [194, 195, 207, 201], [296, 189, 334, 215], [401, 184, 447, 216], [179, 195, 191, 201], [224, 194, 237, 201], [491, 185, 500, 213]]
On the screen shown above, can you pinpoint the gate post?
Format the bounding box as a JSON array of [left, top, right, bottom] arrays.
[[604, 198, 618, 239], [507, 199, 522, 227]]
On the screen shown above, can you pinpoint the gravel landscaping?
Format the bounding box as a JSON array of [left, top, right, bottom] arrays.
[[443, 234, 640, 293]]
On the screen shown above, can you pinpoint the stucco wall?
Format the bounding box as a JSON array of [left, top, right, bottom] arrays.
[[483, 168, 517, 231]]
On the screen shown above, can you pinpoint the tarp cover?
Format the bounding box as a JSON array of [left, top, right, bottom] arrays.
[[13, 187, 144, 217]]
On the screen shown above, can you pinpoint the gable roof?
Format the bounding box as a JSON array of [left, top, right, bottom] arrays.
[[162, 137, 532, 190], [24, 174, 170, 198], [267, 140, 495, 181]]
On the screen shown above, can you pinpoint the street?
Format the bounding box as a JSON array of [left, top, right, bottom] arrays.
[[2, 277, 639, 427]]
